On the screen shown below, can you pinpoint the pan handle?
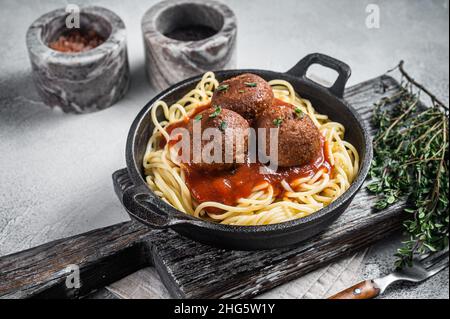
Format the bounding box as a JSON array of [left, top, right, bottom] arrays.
[[113, 168, 172, 229], [286, 53, 351, 98]]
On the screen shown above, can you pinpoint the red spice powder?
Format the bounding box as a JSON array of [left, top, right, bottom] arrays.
[[48, 29, 105, 53]]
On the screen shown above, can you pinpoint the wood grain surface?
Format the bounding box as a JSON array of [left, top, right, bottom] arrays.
[[328, 280, 380, 299], [0, 75, 406, 299]]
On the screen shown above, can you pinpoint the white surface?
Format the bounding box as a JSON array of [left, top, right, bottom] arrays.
[[0, 0, 448, 298]]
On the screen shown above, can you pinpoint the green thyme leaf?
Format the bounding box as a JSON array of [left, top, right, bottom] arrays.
[[194, 114, 202, 121], [216, 84, 229, 92], [209, 105, 222, 118], [219, 121, 228, 131], [273, 118, 283, 127], [295, 107, 305, 118], [244, 82, 257, 87]]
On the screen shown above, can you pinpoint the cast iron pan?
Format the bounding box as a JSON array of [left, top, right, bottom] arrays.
[[113, 53, 373, 250]]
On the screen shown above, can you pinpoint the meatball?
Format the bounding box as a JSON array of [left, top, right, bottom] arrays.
[[256, 101, 322, 167], [184, 107, 250, 172], [211, 73, 274, 122]]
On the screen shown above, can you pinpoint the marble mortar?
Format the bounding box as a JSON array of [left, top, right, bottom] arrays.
[[142, 0, 237, 91], [26, 6, 130, 114]]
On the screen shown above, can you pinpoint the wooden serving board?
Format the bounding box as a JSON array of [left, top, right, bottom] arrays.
[[0, 75, 407, 299]]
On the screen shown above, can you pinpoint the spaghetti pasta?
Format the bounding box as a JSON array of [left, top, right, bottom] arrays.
[[143, 72, 359, 226]]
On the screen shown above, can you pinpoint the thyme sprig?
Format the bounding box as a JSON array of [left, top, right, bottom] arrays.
[[368, 62, 449, 268]]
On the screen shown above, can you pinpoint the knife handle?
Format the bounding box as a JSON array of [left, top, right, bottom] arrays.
[[328, 280, 381, 299]]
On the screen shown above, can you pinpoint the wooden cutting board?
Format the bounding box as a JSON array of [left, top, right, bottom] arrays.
[[0, 75, 407, 299]]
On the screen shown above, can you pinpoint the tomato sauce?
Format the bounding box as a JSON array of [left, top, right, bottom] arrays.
[[183, 142, 330, 213]]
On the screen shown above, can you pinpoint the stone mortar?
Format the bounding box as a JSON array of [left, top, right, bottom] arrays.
[[26, 6, 130, 114], [141, 0, 237, 91]]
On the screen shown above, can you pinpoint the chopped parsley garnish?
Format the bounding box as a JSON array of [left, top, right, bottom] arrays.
[[238, 90, 246, 93], [209, 105, 222, 118], [295, 107, 305, 118], [219, 121, 228, 131], [244, 82, 257, 87], [194, 114, 203, 121], [273, 118, 283, 127], [216, 84, 229, 92]]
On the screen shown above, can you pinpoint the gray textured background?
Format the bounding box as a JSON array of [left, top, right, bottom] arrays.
[[0, 0, 448, 298]]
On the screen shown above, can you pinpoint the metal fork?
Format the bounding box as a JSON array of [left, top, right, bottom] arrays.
[[329, 247, 449, 299]]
